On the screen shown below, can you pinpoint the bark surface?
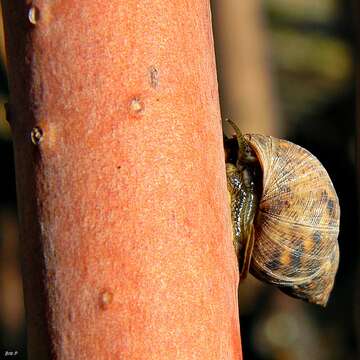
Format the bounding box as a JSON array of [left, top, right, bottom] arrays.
[[2, 1, 241, 358]]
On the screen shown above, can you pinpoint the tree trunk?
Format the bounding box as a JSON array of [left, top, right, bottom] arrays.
[[2, 1, 242, 359]]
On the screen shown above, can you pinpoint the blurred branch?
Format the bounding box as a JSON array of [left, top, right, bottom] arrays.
[[211, 0, 281, 136]]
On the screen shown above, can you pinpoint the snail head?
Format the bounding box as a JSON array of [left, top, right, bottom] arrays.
[[225, 119, 258, 166]]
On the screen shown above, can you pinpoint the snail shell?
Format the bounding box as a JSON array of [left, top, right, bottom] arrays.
[[245, 134, 340, 306]]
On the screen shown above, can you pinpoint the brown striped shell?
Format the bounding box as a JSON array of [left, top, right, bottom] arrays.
[[245, 134, 340, 306]]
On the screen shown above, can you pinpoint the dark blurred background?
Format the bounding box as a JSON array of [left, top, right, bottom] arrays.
[[212, 0, 357, 359], [0, 3, 27, 359], [0, 1, 357, 359]]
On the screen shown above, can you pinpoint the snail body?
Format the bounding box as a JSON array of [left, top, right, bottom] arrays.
[[225, 120, 340, 306], [226, 162, 258, 277]]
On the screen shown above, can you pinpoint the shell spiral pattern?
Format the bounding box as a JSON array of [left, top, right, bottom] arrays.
[[245, 134, 340, 306]]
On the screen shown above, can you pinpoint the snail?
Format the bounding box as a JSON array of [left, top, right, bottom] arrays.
[[224, 119, 340, 306]]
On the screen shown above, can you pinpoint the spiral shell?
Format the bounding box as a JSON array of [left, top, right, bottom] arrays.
[[245, 134, 340, 306]]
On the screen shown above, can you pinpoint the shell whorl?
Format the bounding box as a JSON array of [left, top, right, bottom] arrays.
[[245, 134, 340, 306]]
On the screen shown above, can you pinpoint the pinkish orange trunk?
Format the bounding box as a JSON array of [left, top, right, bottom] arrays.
[[2, 1, 241, 358]]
